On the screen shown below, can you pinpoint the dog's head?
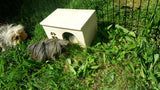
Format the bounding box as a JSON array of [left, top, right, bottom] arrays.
[[57, 39, 69, 46], [28, 39, 69, 62], [6, 24, 27, 46]]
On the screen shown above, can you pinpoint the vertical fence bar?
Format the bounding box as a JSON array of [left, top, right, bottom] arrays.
[[107, 0, 109, 24], [158, 20, 160, 30], [99, 0, 105, 27], [94, 0, 97, 16], [131, 0, 134, 30], [119, 0, 120, 24], [154, 0, 160, 50], [150, 0, 159, 29], [152, 0, 159, 23], [113, 0, 115, 23], [102, 0, 105, 27], [153, 0, 159, 17], [145, 0, 150, 25], [124, 0, 127, 28], [84, 0, 88, 9], [158, 1, 160, 30], [153, 0, 159, 39], [137, 0, 142, 30]]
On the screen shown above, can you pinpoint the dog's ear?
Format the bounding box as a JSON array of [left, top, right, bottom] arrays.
[[58, 40, 69, 46], [19, 30, 28, 41], [15, 24, 27, 41], [14, 24, 24, 31]]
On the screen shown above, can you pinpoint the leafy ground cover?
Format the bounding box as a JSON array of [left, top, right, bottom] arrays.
[[0, 0, 160, 89]]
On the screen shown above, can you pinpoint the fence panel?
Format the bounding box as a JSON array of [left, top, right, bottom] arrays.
[[88, 0, 160, 30]]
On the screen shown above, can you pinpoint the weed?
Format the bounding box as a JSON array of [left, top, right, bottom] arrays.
[[0, 0, 160, 89]]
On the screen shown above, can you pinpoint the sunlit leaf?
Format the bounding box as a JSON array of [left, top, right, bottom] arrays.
[[115, 24, 129, 34], [127, 43, 137, 51], [154, 54, 159, 66], [107, 24, 113, 30], [48, 64, 53, 70], [69, 66, 76, 75], [91, 65, 99, 69], [129, 62, 135, 73], [67, 58, 72, 65], [128, 31, 136, 37]]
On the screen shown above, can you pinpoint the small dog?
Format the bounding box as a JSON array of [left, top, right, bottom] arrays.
[[0, 24, 27, 51], [27, 39, 69, 62]]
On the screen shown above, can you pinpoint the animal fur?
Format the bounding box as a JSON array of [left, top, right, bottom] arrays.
[[0, 24, 27, 51], [28, 39, 69, 62]]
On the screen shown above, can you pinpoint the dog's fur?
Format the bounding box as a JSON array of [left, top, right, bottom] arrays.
[[27, 39, 69, 62], [0, 24, 27, 51]]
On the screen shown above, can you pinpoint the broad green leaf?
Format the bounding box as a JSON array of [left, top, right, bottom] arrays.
[[115, 24, 129, 34], [132, 51, 137, 57], [0, 78, 6, 87], [125, 36, 134, 42], [128, 31, 136, 37], [141, 66, 145, 78], [103, 53, 106, 63], [91, 65, 99, 69], [67, 58, 71, 65], [141, 63, 147, 74], [0, 60, 4, 74], [149, 63, 153, 72], [129, 62, 135, 73], [32, 67, 45, 77], [112, 46, 119, 54], [149, 71, 157, 84], [143, 52, 148, 61], [48, 64, 53, 70], [107, 24, 113, 30], [154, 54, 159, 66], [69, 66, 76, 75], [108, 74, 115, 83], [127, 43, 136, 51], [78, 63, 87, 74]]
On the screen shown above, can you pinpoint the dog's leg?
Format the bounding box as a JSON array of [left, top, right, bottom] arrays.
[[0, 43, 7, 52]]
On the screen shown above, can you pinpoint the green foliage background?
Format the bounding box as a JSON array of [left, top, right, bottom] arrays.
[[0, 0, 160, 89]]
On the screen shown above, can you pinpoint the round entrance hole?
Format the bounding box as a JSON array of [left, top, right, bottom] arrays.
[[62, 32, 79, 43]]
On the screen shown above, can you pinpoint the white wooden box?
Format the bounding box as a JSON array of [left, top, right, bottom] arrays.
[[40, 8, 97, 47]]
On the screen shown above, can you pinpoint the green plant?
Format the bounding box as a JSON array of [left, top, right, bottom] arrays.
[[1, 0, 160, 89]]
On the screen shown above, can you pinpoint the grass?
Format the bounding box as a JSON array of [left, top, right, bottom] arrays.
[[0, 0, 160, 89]]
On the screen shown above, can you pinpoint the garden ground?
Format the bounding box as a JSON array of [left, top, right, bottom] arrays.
[[0, 0, 160, 89]]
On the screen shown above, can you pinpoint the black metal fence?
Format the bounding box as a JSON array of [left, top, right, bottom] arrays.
[[99, 0, 160, 30], [78, 0, 160, 30], [0, 0, 160, 30]]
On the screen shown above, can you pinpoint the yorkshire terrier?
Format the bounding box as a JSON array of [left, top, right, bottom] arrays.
[[0, 24, 27, 51], [27, 39, 69, 62]]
